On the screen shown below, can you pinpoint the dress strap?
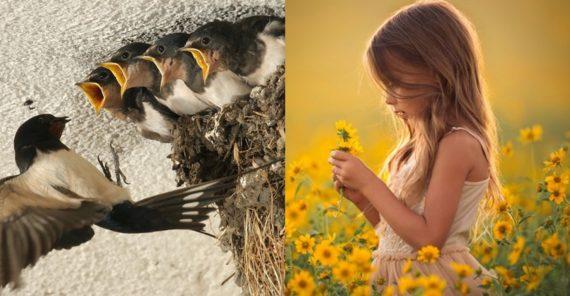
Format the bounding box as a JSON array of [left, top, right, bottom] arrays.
[[446, 126, 489, 162]]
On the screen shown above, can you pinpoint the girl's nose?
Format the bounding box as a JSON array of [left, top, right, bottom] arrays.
[[385, 94, 397, 105]]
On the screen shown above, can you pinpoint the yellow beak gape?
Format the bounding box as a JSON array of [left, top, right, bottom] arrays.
[[99, 62, 126, 89], [76, 82, 105, 114], [181, 48, 210, 82]]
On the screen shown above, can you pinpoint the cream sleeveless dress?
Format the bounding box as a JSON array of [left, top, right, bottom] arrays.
[[370, 127, 496, 295]]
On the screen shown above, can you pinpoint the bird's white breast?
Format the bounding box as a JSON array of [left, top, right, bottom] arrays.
[[163, 79, 210, 115], [244, 32, 285, 86], [201, 71, 251, 107], [140, 102, 174, 138], [22, 149, 130, 206]]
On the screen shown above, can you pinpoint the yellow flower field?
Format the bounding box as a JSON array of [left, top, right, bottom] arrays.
[[285, 122, 570, 295]]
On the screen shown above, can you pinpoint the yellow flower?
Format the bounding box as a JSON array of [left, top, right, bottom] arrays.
[[501, 141, 513, 157], [456, 281, 470, 295], [359, 228, 379, 248], [493, 220, 513, 241], [520, 265, 550, 292], [401, 259, 413, 274], [495, 200, 510, 214], [398, 275, 418, 294], [546, 183, 566, 204], [518, 124, 542, 144], [544, 147, 566, 169], [473, 240, 498, 264], [335, 120, 358, 141], [423, 290, 443, 296], [508, 236, 525, 265], [350, 285, 370, 296], [495, 265, 517, 288], [295, 234, 315, 255], [287, 159, 306, 183], [382, 285, 396, 296], [287, 270, 315, 296], [545, 172, 570, 187], [541, 233, 567, 259], [332, 261, 357, 286], [481, 277, 492, 288], [348, 247, 372, 272], [418, 274, 446, 292], [335, 120, 363, 155], [313, 240, 340, 266], [337, 138, 364, 155], [450, 262, 474, 278], [286, 204, 307, 228], [417, 245, 440, 264]]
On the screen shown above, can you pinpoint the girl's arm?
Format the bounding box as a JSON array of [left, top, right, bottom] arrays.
[[331, 132, 478, 250]]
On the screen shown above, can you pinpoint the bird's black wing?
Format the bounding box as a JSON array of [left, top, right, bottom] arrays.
[[0, 176, 108, 288], [96, 159, 282, 237], [237, 15, 285, 37], [122, 87, 178, 122]]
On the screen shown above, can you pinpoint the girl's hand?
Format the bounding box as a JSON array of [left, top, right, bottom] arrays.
[[328, 150, 381, 195], [333, 177, 368, 205]]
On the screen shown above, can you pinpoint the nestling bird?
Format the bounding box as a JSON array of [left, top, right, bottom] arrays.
[[182, 15, 285, 86], [118, 47, 179, 142], [141, 33, 250, 113], [99, 42, 152, 93], [75, 67, 125, 120], [0, 114, 271, 288]]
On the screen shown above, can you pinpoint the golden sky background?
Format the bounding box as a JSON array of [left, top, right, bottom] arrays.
[[286, 0, 570, 167]]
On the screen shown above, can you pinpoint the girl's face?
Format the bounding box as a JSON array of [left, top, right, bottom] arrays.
[[381, 56, 437, 121]]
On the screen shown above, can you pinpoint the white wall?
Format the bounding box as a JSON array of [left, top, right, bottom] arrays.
[[0, 0, 284, 295]]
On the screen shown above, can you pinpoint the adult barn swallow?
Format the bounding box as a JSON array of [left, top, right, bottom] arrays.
[[142, 33, 250, 112], [99, 42, 152, 93], [0, 114, 260, 288], [75, 67, 125, 120], [182, 16, 285, 86]]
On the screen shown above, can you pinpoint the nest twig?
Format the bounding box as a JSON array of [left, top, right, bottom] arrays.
[[170, 66, 285, 295]]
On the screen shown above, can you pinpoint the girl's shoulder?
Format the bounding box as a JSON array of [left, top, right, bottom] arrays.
[[440, 127, 487, 159], [439, 126, 490, 180]]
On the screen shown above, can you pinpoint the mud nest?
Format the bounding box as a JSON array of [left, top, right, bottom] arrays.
[[170, 66, 285, 295]]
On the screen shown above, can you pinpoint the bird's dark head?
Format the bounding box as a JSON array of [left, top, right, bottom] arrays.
[[180, 21, 238, 82], [75, 67, 123, 117], [100, 42, 151, 91], [121, 88, 145, 123], [138, 33, 190, 91], [14, 114, 70, 172]]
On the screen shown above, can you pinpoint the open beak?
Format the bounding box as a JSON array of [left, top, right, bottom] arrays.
[[75, 82, 106, 114], [99, 62, 127, 89], [179, 47, 210, 82], [49, 116, 70, 139], [137, 56, 163, 76]]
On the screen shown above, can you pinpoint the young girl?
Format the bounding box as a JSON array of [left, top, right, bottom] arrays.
[[329, 0, 500, 294]]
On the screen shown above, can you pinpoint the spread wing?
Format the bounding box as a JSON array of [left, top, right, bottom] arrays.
[[0, 175, 108, 289]]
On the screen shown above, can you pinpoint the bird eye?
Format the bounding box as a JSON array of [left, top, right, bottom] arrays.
[[99, 71, 108, 79], [202, 37, 210, 45], [121, 52, 130, 60], [157, 45, 165, 54]]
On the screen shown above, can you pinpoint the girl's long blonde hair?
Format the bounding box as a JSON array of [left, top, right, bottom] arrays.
[[364, 0, 502, 242]]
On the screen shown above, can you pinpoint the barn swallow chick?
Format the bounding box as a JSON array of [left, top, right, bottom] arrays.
[[117, 49, 179, 142], [99, 42, 151, 93], [0, 114, 275, 288], [142, 33, 250, 112], [122, 87, 179, 143], [182, 16, 285, 86], [75, 67, 125, 120], [138, 33, 212, 115]]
